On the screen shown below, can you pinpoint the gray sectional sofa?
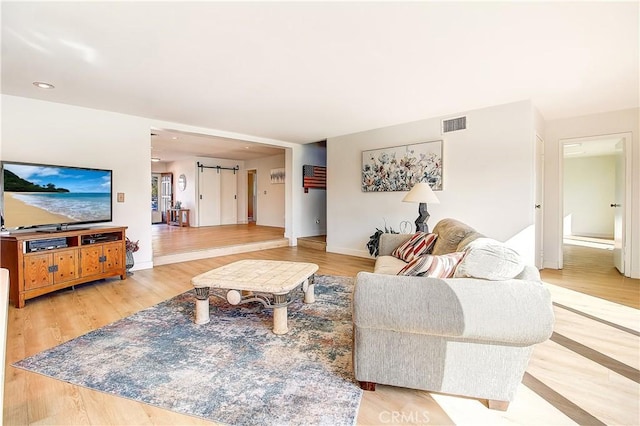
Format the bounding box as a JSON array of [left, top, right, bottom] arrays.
[[353, 218, 554, 410]]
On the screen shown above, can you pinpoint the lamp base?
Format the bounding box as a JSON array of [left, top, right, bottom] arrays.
[[415, 202, 430, 233]]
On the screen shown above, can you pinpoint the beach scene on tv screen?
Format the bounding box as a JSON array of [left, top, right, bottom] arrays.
[[3, 163, 111, 228]]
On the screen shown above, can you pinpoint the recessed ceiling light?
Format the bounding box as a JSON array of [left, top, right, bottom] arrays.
[[245, 147, 250, 149], [151, 157, 161, 162], [171, 136, 178, 140], [33, 81, 55, 89]]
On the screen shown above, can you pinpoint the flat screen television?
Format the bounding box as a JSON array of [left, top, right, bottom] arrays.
[[1, 161, 113, 231]]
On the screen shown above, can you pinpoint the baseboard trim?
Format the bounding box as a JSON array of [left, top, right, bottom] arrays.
[[153, 239, 290, 266], [131, 260, 154, 271], [326, 246, 371, 259]]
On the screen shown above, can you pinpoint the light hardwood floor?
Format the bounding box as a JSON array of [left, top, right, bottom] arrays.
[[152, 223, 286, 257], [153, 224, 638, 309], [541, 243, 639, 309], [4, 225, 638, 425]]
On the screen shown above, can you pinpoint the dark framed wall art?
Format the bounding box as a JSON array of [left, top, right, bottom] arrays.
[[270, 168, 285, 184]]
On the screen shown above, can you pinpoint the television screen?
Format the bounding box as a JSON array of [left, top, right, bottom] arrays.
[[1, 161, 113, 230]]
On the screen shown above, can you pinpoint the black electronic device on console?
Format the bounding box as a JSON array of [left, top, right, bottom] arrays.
[[82, 233, 119, 245], [26, 237, 68, 252]]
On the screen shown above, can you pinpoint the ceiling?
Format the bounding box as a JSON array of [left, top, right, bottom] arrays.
[[2, 2, 638, 161], [151, 129, 285, 162]]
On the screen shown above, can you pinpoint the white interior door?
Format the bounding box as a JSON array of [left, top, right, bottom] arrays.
[[198, 167, 221, 227], [220, 169, 238, 225], [613, 139, 624, 274], [534, 135, 544, 269]]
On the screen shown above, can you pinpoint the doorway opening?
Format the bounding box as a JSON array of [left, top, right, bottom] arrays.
[[151, 172, 173, 224], [559, 133, 630, 276], [247, 169, 257, 223]]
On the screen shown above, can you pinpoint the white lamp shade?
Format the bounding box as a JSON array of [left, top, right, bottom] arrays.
[[402, 182, 440, 204]]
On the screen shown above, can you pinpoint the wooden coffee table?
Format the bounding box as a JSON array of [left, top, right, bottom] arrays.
[[190, 259, 319, 334]]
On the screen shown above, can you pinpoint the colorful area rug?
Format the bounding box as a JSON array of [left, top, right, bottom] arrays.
[[14, 275, 362, 425]]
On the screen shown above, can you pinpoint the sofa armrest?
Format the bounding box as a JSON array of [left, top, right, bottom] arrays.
[[515, 265, 541, 281], [353, 271, 554, 345], [378, 233, 413, 256]]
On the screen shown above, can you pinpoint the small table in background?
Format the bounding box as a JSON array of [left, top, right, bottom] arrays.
[[167, 209, 189, 227]]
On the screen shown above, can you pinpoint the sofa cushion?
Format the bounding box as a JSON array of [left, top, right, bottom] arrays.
[[378, 233, 413, 257], [391, 232, 437, 262], [431, 218, 484, 255], [374, 255, 408, 275], [454, 238, 524, 281], [397, 252, 465, 278]]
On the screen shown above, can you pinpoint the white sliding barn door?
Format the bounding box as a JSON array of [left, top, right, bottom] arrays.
[[198, 167, 221, 227], [220, 169, 238, 225]]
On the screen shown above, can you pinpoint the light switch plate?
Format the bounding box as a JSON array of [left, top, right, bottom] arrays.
[[117, 192, 125, 202]]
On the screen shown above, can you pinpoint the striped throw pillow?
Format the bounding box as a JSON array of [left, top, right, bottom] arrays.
[[391, 232, 438, 263], [397, 252, 466, 278]]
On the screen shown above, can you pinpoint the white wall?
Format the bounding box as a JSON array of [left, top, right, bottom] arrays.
[[9, 94, 634, 277], [326, 100, 537, 262], [544, 108, 639, 278], [1, 95, 300, 269], [151, 163, 168, 173], [564, 155, 615, 238], [166, 160, 197, 221], [297, 142, 327, 237], [244, 154, 285, 228], [1, 95, 154, 270]]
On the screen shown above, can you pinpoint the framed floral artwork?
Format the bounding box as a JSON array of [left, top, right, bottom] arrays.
[[361, 140, 442, 192]]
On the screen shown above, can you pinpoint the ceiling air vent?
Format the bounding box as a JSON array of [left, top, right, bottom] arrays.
[[442, 116, 467, 133]]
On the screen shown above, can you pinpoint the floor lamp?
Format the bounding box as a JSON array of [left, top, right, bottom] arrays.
[[402, 182, 440, 233]]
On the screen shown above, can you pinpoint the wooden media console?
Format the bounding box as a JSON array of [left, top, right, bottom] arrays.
[[1, 226, 127, 308]]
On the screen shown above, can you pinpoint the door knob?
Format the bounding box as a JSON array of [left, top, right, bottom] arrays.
[[610, 203, 621, 207], [535, 204, 541, 209]]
